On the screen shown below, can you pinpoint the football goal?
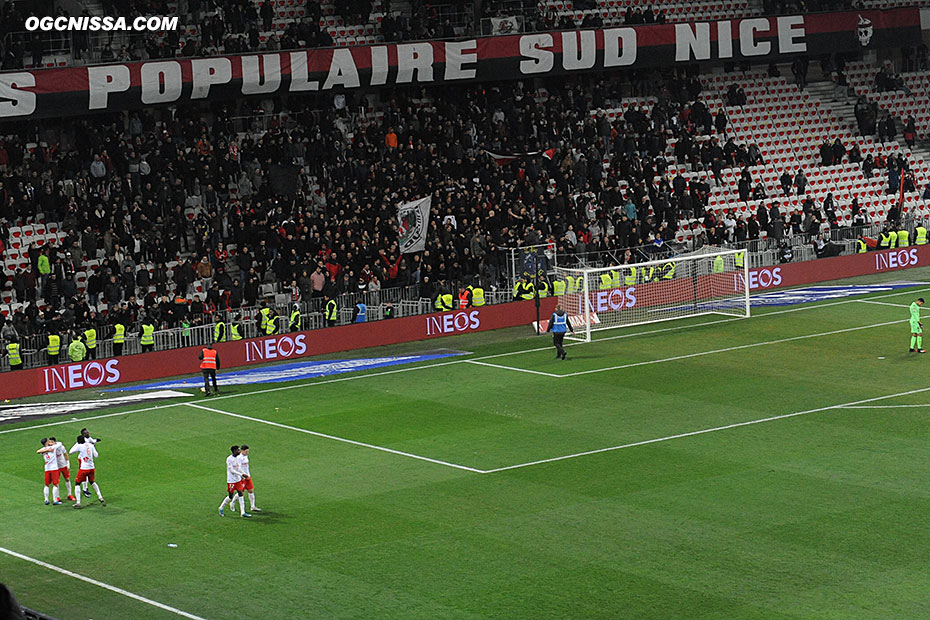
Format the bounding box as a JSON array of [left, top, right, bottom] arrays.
[[555, 247, 750, 343]]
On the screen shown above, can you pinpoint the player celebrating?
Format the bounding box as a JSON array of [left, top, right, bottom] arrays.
[[36, 438, 62, 505], [74, 428, 100, 497], [219, 445, 251, 518], [546, 304, 574, 360], [50, 436, 76, 502], [910, 298, 925, 353], [230, 444, 261, 513], [71, 435, 105, 509]]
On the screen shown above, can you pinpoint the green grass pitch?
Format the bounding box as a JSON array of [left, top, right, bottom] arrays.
[[5, 271, 930, 619]]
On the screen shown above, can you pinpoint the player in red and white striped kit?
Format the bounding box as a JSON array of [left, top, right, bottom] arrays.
[[230, 444, 260, 513], [71, 435, 105, 509], [219, 445, 251, 518], [37, 438, 62, 505]]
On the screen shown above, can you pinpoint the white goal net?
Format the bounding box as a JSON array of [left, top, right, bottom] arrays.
[[555, 248, 750, 342]]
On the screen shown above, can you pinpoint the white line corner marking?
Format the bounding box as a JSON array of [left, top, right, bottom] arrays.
[[0, 546, 207, 620]]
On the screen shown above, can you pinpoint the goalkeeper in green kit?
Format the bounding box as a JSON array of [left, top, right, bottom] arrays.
[[910, 298, 925, 353]]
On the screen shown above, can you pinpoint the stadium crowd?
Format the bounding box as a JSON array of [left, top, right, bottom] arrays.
[[0, 55, 911, 365]]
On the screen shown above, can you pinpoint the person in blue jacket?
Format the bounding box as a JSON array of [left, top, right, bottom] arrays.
[[546, 304, 574, 360]]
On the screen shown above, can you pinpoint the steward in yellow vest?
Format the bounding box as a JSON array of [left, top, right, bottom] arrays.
[[47, 333, 61, 365], [83, 327, 97, 360], [325, 296, 338, 327], [112, 323, 125, 356], [915, 225, 927, 245], [6, 341, 22, 370], [469, 284, 486, 306]]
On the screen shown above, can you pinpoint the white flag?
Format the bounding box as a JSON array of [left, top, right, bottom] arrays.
[[490, 16, 521, 34], [398, 196, 431, 254]]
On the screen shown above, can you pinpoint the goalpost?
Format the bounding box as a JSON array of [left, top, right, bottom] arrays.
[[556, 247, 750, 343]]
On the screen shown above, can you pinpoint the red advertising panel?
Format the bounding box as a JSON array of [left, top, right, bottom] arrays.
[[3, 297, 558, 400]]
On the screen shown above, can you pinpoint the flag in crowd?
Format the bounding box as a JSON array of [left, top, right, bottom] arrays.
[[398, 196, 431, 254]]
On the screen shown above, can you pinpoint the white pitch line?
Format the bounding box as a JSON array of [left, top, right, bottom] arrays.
[[481, 385, 930, 473], [466, 360, 561, 377], [558, 318, 905, 378], [837, 404, 930, 409], [0, 546, 207, 620], [857, 299, 917, 309], [186, 402, 484, 473]]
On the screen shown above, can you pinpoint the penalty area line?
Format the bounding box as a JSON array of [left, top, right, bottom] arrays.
[[481, 385, 930, 473], [466, 360, 561, 377], [186, 402, 485, 474], [0, 546, 207, 620]]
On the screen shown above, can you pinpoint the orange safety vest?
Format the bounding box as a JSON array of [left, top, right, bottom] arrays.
[[200, 348, 217, 370], [458, 291, 470, 308]]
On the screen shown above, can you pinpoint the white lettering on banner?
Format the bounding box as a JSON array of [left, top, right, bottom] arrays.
[[876, 248, 919, 270], [603, 28, 637, 66], [190, 57, 232, 99], [43, 360, 120, 393], [0, 73, 36, 117], [591, 287, 638, 312], [4, 15, 822, 118], [140, 61, 182, 104], [425, 310, 481, 336], [241, 54, 281, 95], [444, 40, 478, 80], [244, 334, 308, 362], [87, 65, 130, 109], [561, 31, 596, 70], [746, 267, 783, 290]]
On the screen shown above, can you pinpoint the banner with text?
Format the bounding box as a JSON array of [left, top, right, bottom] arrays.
[[0, 8, 919, 120]]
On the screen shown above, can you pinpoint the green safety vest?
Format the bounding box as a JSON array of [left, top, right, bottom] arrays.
[[141, 324, 155, 345], [214, 322, 226, 342], [290, 310, 302, 330], [610, 270, 621, 288], [662, 262, 676, 280], [325, 300, 338, 321], [259, 307, 271, 330], [551, 279, 566, 296], [624, 268, 637, 286], [916, 226, 927, 245], [641, 266, 656, 283], [599, 273, 612, 290], [537, 281, 549, 298], [856, 239, 868, 253], [83, 328, 96, 350], [513, 282, 535, 300], [113, 324, 125, 344], [265, 317, 278, 335], [47, 334, 60, 356], [230, 324, 242, 340], [565, 276, 577, 294], [734, 251, 745, 268], [712, 256, 725, 273], [897, 230, 909, 247], [68, 340, 85, 362], [471, 287, 486, 306], [7, 343, 21, 366], [441, 293, 453, 309], [879, 232, 891, 249], [181, 320, 191, 338], [888, 232, 898, 249]]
